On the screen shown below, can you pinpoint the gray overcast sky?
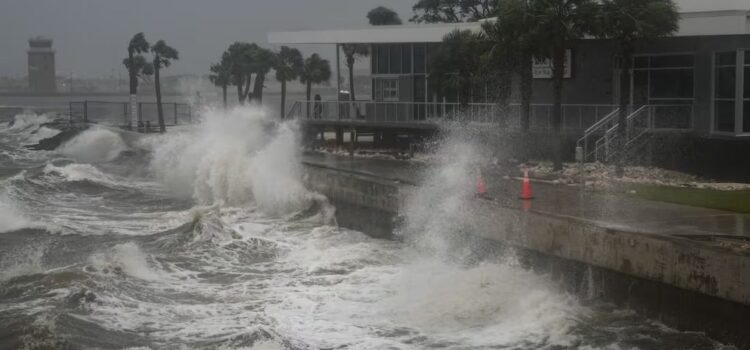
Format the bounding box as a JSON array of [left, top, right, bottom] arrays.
[[0, 0, 413, 78], [1, 0, 747, 78]]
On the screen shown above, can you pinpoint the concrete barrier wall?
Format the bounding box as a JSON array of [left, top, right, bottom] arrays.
[[303, 163, 750, 348]]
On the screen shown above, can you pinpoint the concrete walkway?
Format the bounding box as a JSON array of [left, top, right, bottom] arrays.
[[302, 152, 750, 241]]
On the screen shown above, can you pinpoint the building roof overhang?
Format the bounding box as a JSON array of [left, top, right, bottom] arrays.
[[268, 10, 750, 45]]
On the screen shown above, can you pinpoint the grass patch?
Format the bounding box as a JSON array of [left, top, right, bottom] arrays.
[[627, 184, 750, 213]]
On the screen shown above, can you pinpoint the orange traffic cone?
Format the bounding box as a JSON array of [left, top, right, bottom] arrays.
[[475, 171, 487, 197], [520, 166, 534, 200]]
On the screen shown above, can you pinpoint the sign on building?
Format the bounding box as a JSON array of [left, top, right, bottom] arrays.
[[533, 49, 572, 79]]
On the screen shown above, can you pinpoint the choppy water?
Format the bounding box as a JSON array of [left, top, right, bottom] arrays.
[[0, 108, 731, 349]]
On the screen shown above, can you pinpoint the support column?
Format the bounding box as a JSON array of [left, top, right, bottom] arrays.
[[336, 127, 344, 148], [336, 43, 341, 120], [130, 94, 138, 130], [349, 128, 357, 158]]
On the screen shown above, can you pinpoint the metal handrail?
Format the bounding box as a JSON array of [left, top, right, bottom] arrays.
[[575, 108, 620, 163], [591, 105, 647, 162], [577, 103, 694, 165]]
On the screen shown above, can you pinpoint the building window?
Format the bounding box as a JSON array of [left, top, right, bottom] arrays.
[[414, 44, 426, 74], [632, 54, 694, 129], [714, 51, 736, 132], [389, 44, 402, 74], [744, 51, 750, 132], [377, 45, 389, 74], [374, 78, 399, 101], [373, 44, 413, 75], [402, 44, 412, 74], [633, 54, 694, 101], [711, 50, 750, 134]]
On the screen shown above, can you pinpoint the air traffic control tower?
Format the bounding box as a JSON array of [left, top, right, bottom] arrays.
[[27, 37, 56, 94]]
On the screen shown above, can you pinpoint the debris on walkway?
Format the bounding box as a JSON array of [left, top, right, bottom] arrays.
[[527, 161, 750, 191]]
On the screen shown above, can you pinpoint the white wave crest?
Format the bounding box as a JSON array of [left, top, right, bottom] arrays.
[[399, 138, 481, 256], [0, 242, 45, 281], [3, 112, 52, 132], [371, 259, 581, 347], [42, 163, 118, 185], [88, 243, 163, 281], [58, 127, 127, 163], [0, 194, 33, 233], [148, 106, 312, 214], [26, 126, 61, 144]]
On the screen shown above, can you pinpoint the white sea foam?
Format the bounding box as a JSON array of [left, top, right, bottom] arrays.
[[0, 194, 33, 233], [398, 135, 483, 256], [58, 127, 127, 163], [43, 163, 118, 184], [148, 106, 313, 214], [26, 126, 61, 144], [88, 243, 163, 281], [0, 241, 45, 281], [3, 112, 52, 132]]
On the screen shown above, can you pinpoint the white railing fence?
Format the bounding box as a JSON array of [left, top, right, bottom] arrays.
[[287, 100, 616, 132]]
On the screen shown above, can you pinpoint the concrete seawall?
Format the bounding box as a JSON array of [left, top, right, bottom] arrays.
[[303, 162, 750, 348]]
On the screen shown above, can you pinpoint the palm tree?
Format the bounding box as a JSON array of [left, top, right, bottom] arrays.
[[367, 6, 403, 25], [478, 23, 516, 120], [225, 42, 255, 105], [340, 44, 369, 102], [249, 47, 274, 104], [536, 0, 598, 170], [598, 0, 679, 176], [410, 0, 497, 23], [430, 29, 484, 108], [124, 32, 151, 128], [486, 0, 545, 133], [300, 54, 332, 118], [273, 46, 304, 119], [151, 40, 179, 133], [209, 54, 232, 109]]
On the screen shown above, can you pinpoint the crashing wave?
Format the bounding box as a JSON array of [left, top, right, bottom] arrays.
[[42, 163, 120, 186], [0, 194, 35, 234], [58, 127, 127, 163], [87, 242, 164, 282], [146, 106, 315, 215], [3, 113, 53, 132]]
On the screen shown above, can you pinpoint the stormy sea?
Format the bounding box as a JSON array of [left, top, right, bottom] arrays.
[[0, 107, 730, 349]]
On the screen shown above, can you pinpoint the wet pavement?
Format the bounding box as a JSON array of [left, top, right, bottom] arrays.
[[302, 152, 750, 241]]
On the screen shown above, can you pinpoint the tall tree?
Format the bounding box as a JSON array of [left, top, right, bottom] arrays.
[[249, 46, 275, 104], [225, 42, 256, 105], [598, 0, 679, 176], [124, 32, 151, 129], [300, 54, 332, 118], [430, 29, 484, 108], [478, 21, 517, 118], [485, 0, 545, 133], [340, 44, 369, 102], [151, 40, 179, 133], [209, 54, 232, 109], [273, 46, 304, 119], [367, 6, 403, 25], [410, 0, 497, 23], [536, 0, 598, 170]]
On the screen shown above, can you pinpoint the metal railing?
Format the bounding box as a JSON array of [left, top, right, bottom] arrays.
[[576, 104, 694, 164], [288, 100, 616, 132], [69, 101, 193, 129]]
